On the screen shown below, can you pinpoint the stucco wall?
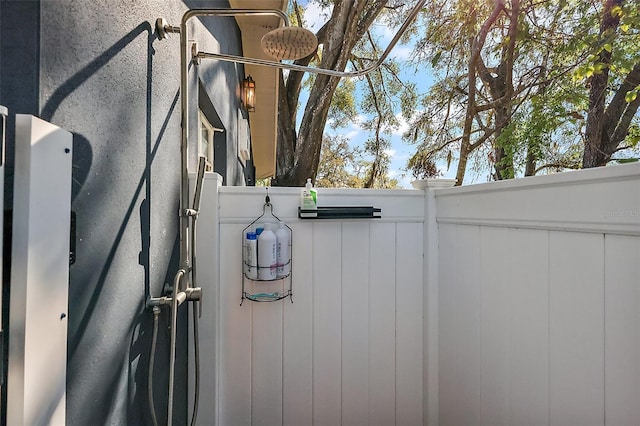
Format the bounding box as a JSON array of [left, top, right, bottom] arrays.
[[1, 0, 249, 424]]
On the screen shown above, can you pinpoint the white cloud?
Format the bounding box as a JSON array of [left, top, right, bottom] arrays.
[[303, 2, 330, 32], [380, 112, 413, 137], [384, 148, 396, 158], [345, 130, 360, 140], [395, 113, 411, 136], [391, 45, 413, 61], [353, 114, 367, 128], [394, 151, 411, 161]]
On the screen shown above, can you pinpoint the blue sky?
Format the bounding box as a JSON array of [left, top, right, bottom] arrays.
[[299, 1, 456, 188]]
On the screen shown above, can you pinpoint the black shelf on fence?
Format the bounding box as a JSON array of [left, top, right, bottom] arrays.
[[298, 206, 382, 219]]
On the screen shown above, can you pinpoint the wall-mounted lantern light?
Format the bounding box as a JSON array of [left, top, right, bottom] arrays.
[[243, 76, 256, 112]]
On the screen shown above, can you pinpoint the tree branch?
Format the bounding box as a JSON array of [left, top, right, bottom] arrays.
[[605, 61, 640, 150]]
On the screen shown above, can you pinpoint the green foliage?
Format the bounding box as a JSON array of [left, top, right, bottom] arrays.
[[626, 85, 640, 103], [626, 124, 640, 147], [316, 134, 401, 189], [277, 0, 640, 186], [328, 79, 358, 129], [405, 0, 640, 182], [277, 0, 414, 187], [407, 150, 441, 179], [315, 135, 367, 188]]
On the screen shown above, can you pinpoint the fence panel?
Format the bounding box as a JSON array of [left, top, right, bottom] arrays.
[[205, 187, 425, 426], [436, 164, 640, 426]]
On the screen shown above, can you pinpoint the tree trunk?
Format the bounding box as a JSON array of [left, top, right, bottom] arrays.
[[524, 145, 536, 176], [603, 61, 640, 154], [493, 104, 514, 180], [583, 0, 624, 168], [275, 71, 297, 179], [272, 0, 387, 187], [455, 1, 505, 186], [476, 0, 518, 180]]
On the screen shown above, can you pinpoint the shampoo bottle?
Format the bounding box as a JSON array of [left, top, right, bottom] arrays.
[[300, 178, 317, 210], [245, 232, 258, 280], [276, 222, 291, 278], [257, 223, 277, 280]]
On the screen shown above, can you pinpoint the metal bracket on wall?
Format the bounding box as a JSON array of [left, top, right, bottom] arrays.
[[191, 42, 200, 65]]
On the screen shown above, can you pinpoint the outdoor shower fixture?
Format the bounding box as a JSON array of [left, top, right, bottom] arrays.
[[150, 2, 426, 425]]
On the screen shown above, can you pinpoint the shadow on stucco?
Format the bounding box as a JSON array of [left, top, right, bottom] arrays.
[[71, 134, 93, 202], [41, 23, 152, 122], [54, 21, 185, 424]]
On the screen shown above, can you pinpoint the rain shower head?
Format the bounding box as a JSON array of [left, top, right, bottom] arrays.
[[261, 27, 318, 61], [187, 1, 427, 77]]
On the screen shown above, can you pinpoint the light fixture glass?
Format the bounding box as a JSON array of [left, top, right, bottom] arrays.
[[243, 76, 256, 112]]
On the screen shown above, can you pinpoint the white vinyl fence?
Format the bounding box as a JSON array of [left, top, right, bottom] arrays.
[[435, 164, 640, 426], [193, 163, 640, 426], [194, 179, 428, 426]]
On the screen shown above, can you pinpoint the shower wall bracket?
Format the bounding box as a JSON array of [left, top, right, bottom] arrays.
[[156, 18, 180, 40], [191, 42, 201, 65]]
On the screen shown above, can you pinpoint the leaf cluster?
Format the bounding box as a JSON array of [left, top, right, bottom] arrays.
[[405, 0, 640, 182]]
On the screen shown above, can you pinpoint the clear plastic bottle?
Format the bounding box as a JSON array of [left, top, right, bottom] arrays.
[[257, 223, 277, 280], [245, 232, 258, 280], [300, 178, 317, 210], [276, 222, 291, 278]]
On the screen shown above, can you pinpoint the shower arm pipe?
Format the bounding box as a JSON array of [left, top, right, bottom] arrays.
[[178, 9, 289, 290], [167, 268, 186, 424], [193, 0, 427, 78]]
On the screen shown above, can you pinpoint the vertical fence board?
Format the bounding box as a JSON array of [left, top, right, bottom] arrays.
[[312, 222, 342, 426], [479, 227, 511, 426], [605, 234, 640, 425], [438, 224, 457, 426], [549, 231, 604, 425], [456, 225, 481, 425], [218, 224, 252, 426], [508, 229, 549, 426], [369, 222, 397, 426], [251, 292, 283, 425], [395, 222, 424, 425], [341, 222, 371, 424], [283, 222, 314, 426]]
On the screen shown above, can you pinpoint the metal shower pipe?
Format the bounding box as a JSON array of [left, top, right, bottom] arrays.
[[177, 9, 291, 292]]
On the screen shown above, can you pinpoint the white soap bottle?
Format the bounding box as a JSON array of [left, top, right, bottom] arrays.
[[245, 232, 258, 280], [300, 178, 317, 210], [276, 222, 290, 278], [257, 223, 277, 280]]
